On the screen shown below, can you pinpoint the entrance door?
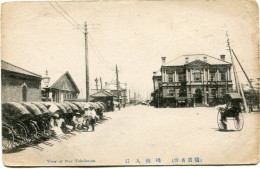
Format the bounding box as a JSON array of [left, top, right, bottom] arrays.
[[195, 88, 202, 103]]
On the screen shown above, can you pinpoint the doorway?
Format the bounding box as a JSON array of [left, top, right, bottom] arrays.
[[195, 88, 202, 103]]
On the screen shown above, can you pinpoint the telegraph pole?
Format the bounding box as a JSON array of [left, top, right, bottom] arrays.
[[227, 33, 239, 93], [129, 89, 131, 104], [227, 33, 248, 112], [84, 22, 90, 102], [116, 65, 121, 110]]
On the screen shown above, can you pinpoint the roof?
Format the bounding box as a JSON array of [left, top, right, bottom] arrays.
[[164, 54, 231, 67], [1, 60, 42, 78], [224, 93, 243, 100], [50, 71, 80, 93], [153, 70, 161, 77], [103, 81, 126, 91], [120, 83, 127, 90], [91, 90, 114, 97]]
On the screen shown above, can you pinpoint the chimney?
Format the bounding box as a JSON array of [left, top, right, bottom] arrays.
[[220, 55, 225, 61], [105, 82, 108, 86], [161, 57, 166, 66], [185, 57, 189, 64], [153, 71, 157, 76], [203, 56, 207, 63]]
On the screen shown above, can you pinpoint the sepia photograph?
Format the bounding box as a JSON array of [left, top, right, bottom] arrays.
[[1, 0, 260, 167]]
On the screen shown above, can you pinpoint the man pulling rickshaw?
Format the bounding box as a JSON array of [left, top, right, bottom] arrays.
[[217, 93, 244, 131]]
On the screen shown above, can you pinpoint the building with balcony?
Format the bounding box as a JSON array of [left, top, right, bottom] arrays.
[[152, 54, 233, 107]]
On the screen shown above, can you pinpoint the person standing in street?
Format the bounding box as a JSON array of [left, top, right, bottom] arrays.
[[89, 106, 96, 131]]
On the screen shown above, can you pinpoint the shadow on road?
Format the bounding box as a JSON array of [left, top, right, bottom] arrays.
[[211, 128, 238, 132]]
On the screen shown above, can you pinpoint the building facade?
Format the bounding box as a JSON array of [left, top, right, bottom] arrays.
[[1, 60, 42, 103], [152, 54, 233, 107], [103, 81, 128, 105], [43, 71, 80, 103]]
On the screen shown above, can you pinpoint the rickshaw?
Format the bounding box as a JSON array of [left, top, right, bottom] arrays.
[[217, 93, 244, 131], [2, 102, 33, 152], [20, 102, 45, 139], [31, 102, 54, 138]]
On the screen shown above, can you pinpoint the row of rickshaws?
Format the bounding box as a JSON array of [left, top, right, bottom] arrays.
[[2, 101, 106, 153]]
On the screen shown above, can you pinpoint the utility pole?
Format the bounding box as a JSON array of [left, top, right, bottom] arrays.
[[232, 49, 258, 98], [95, 77, 99, 92], [129, 89, 131, 103], [227, 33, 248, 113], [227, 33, 239, 93], [100, 77, 103, 90], [116, 65, 121, 110], [84, 21, 90, 102]]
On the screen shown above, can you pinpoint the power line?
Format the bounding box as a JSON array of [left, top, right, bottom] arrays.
[[88, 34, 110, 64], [49, 2, 114, 72], [55, 2, 84, 31], [49, 2, 84, 34]]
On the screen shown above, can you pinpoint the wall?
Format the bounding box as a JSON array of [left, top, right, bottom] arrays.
[[1, 74, 41, 103]]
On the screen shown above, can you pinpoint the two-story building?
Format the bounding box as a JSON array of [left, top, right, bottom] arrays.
[[103, 81, 128, 105], [152, 54, 233, 107]]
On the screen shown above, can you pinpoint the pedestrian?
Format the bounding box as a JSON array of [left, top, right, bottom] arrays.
[[83, 105, 90, 131], [111, 101, 114, 112], [89, 106, 96, 131]]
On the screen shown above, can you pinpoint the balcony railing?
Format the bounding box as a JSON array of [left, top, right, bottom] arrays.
[[162, 80, 232, 86]]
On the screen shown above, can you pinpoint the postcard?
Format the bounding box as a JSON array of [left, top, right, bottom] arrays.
[[1, 0, 260, 166]]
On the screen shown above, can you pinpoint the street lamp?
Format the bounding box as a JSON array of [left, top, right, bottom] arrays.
[[42, 70, 51, 101], [43, 70, 50, 87]]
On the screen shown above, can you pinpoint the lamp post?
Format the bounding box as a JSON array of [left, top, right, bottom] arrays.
[[42, 70, 51, 100]]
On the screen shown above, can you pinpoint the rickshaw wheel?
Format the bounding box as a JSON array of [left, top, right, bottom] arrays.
[[234, 113, 244, 131], [25, 121, 38, 142], [13, 123, 28, 145], [217, 110, 226, 131], [2, 125, 15, 152]]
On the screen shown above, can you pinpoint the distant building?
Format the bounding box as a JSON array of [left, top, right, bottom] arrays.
[[103, 81, 128, 105], [43, 71, 80, 103], [1, 60, 42, 102], [152, 54, 233, 107]]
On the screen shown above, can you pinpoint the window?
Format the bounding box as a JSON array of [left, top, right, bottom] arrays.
[[168, 73, 173, 82], [211, 89, 216, 98], [210, 71, 216, 81], [220, 89, 226, 97], [178, 73, 184, 82], [194, 70, 201, 82], [220, 71, 226, 81], [22, 86, 27, 102]]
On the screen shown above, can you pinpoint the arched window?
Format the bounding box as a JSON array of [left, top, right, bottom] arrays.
[[194, 70, 201, 82], [22, 86, 27, 102]]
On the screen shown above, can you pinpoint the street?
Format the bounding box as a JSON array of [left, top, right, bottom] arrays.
[[3, 106, 260, 166]]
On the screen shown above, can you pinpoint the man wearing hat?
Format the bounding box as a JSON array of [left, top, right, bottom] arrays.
[[72, 110, 83, 130]]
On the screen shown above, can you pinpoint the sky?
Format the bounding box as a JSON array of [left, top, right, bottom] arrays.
[[2, 0, 259, 99]]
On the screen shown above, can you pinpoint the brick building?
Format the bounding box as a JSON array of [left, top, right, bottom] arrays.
[[152, 54, 233, 107], [1, 60, 42, 103]]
